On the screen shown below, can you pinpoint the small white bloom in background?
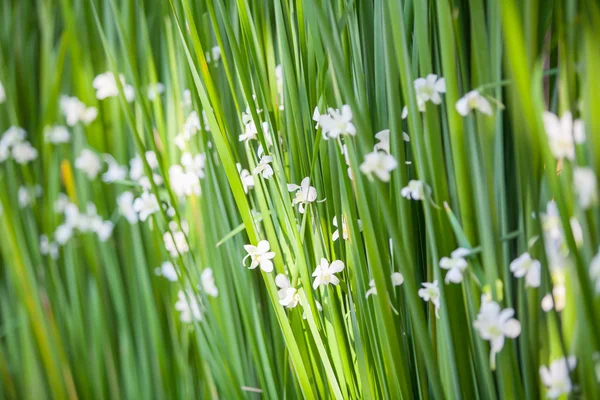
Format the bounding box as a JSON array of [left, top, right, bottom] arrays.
[[288, 177, 317, 213], [163, 222, 190, 258], [332, 215, 362, 241], [117, 191, 138, 224], [18, 185, 42, 208], [573, 167, 598, 209], [366, 280, 377, 298], [418, 280, 441, 318], [312, 258, 345, 290], [182, 89, 192, 108], [360, 151, 398, 182], [541, 294, 554, 312], [44, 125, 71, 144], [210, 46, 221, 63], [93, 72, 135, 102], [95, 220, 114, 242], [102, 154, 128, 183], [253, 146, 274, 179], [510, 252, 541, 288], [473, 296, 521, 369], [440, 247, 470, 284], [181, 152, 206, 178], [0, 80, 5, 103], [318, 105, 356, 140], [133, 192, 160, 222], [11, 141, 38, 164], [243, 240, 275, 272], [201, 268, 219, 297], [542, 111, 585, 161], [75, 149, 102, 179], [391, 272, 404, 286], [237, 163, 255, 194], [401, 180, 430, 201], [18, 186, 32, 208], [414, 74, 446, 107], [39, 235, 59, 260], [590, 247, 600, 293], [456, 91, 493, 116], [59, 95, 97, 126], [275, 275, 300, 309], [55, 224, 73, 245], [169, 165, 201, 198], [175, 289, 202, 323], [540, 356, 577, 399], [146, 82, 165, 101], [155, 261, 179, 282]]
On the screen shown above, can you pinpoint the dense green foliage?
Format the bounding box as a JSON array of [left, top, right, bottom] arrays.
[[1, 0, 600, 398]]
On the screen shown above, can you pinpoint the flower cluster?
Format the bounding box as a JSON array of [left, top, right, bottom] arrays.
[[0, 127, 38, 164], [53, 197, 114, 246]]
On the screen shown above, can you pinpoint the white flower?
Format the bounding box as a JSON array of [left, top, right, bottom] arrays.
[[59, 95, 97, 126], [44, 125, 71, 144], [243, 240, 275, 272], [163, 228, 189, 258], [414, 74, 446, 106], [237, 163, 255, 193], [102, 154, 128, 183], [133, 192, 160, 222], [175, 289, 202, 323], [540, 357, 577, 399], [169, 165, 201, 197], [181, 152, 206, 178], [275, 274, 299, 308], [155, 261, 179, 281], [391, 272, 404, 286], [590, 247, 600, 293], [418, 280, 441, 318], [146, 83, 165, 101], [401, 106, 408, 119], [201, 268, 219, 297], [332, 215, 362, 241], [93, 72, 135, 102], [510, 252, 541, 288], [75, 149, 102, 179], [18, 186, 32, 208], [39, 235, 59, 260], [312, 106, 321, 129], [117, 191, 138, 224], [543, 111, 585, 161], [312, 258, 345, 290], [253, 146, 274, 179], [365, 279, 377, 298], [11, 141, 38, 164], [95, 220, 114, 242], [0, 81, 5, 103], [288, 177, 317, 213], [318, 105, 356, 139], [473, 296, 521, 369], [401, 180, 430, 200], [456, 91, 493, 116], [55, 224, 73, 245], [239, 120, 268, 142], [182, 89, 192, 108], [360, 151, 398, 182], [374, 129, 391, 153], [439, 247, 470, 284], [573, 167, 598, 209], [211, 46, 221, 62]]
